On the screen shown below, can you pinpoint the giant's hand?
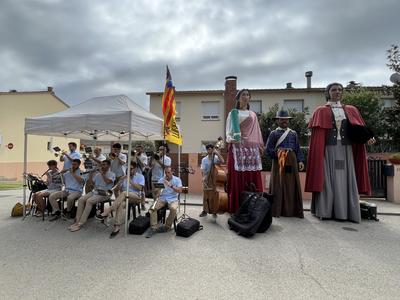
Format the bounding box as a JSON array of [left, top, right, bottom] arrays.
[[367, 137, 376, 145]]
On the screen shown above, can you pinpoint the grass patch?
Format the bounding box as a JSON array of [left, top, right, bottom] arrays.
[[0, 182, 23, 190]]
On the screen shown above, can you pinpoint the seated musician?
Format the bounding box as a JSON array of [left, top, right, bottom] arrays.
[[85, 147, 106, 194], [32, 160, 62, 217], [48, 159, 84, 221], [110, 143, 127, 198], [69, 160, 115, 232], [199, 144, 224, 218], [132, 145, 148, 210], [60, 142, 82, 171], [90, 147, 107, 166], [96, 161, 145, 238], [146, 167, 182, 238]]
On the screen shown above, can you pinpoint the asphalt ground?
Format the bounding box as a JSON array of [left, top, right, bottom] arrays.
[[1, 189, 400, 300]]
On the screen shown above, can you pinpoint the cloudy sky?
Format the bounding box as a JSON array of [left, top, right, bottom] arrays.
[[0, 0, 399, 109]]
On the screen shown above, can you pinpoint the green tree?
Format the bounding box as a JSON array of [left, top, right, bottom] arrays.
[[131, 140, 155, 153], [258, 104, 310, 146], [384, 44, 400, 148], [342, 87, 385, 139]]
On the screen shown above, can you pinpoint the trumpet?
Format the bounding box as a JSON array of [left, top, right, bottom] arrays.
[[106, 184, 120, 196], [80, 169, 97, 175], [54, 149, 67, 157], [108, 152, 117, 160]]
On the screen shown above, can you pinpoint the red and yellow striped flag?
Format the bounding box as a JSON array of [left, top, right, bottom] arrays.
[[161, 66, 182, 145]]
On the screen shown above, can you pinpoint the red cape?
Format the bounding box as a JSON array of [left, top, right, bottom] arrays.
[[305, 104, 371, 195]]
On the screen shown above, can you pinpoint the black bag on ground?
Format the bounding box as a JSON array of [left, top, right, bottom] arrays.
[[129, 216, 150, 235], [256, 193, 274, 233], [176, 218, 203, 238], [228, 193, 272, 237], [360, 201, 379, 221]]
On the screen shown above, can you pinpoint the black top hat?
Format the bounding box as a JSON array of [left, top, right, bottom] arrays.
[[274, 110, 292, 119]]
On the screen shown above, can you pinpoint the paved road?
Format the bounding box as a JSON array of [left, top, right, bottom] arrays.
[[1, 189, 400, 299]]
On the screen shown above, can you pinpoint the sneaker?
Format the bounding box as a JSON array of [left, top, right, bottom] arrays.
[[95, 213, 106, 221], [49, 214, 60, 222], [157, 225, 170, 233], [70, 224, 81, 232], [109, 229, 120, 239], [199, 211, 207, 217], [145, 228, 157, 238]]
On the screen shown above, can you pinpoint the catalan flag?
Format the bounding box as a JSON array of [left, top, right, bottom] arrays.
[[161, 66, 182, 145]]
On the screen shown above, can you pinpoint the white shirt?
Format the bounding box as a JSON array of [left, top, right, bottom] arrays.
[[201, 156, 220, 176], [135, 153, 148, 174], [62, 151, 81, 170], [158, 176, 182, 203], [94, 153, 106, 163], [327, 101, 346, 140], [110, 152, 127, 177], [63, 168, 83, 193], [151, 155, 171, 182], [120, 173, 145, 193], [93, 170, 116, 191]]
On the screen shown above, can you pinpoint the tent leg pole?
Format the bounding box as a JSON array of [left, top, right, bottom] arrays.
[[23, 133, 28, 219], [125, 129, 133, 236], [178, 144, 181, 213]]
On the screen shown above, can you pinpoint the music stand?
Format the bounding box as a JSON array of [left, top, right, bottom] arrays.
[[177, 186, 190, 221]]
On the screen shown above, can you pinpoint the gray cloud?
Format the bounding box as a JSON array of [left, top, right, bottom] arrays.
[[0, 0, 399, 109]]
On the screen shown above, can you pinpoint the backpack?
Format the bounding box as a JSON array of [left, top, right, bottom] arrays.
[[11, 202, 24, 217]]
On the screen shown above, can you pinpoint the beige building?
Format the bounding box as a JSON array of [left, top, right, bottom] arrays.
[[148, 76, 396, 154], [148, 76, 328, 154], [0, 88, 78, 181]]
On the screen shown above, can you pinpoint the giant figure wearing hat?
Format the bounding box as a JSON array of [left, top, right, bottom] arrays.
[[266, 109, 304, 218]]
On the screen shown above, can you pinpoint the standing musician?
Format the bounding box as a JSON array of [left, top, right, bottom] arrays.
[[96, 161, 145, 238], [60, 142, 81, 170], [109, 143, 127, 198], [150, 145, 171, 201], [215, 136, 225, 151], [48, 159, 84, 221], [199, 144, 225, 217], [265, 110, 304, 218], [89, 147, 107, 167], [132, 145, 148, 174], [32, 160, 62, 217], [146, 167, 182, 238], [85, 147, 106, 194]]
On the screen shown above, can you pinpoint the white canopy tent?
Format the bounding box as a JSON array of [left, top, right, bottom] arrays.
[[24, 94, 164, 234]]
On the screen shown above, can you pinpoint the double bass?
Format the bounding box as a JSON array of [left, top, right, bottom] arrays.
[[203, 149, 228, 214]]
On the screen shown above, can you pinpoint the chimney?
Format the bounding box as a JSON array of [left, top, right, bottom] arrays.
[[47, 86, 53, 92], [305, 71, 313, 89], [286, 82, 293, 89], [224, 76, 237, 122]]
